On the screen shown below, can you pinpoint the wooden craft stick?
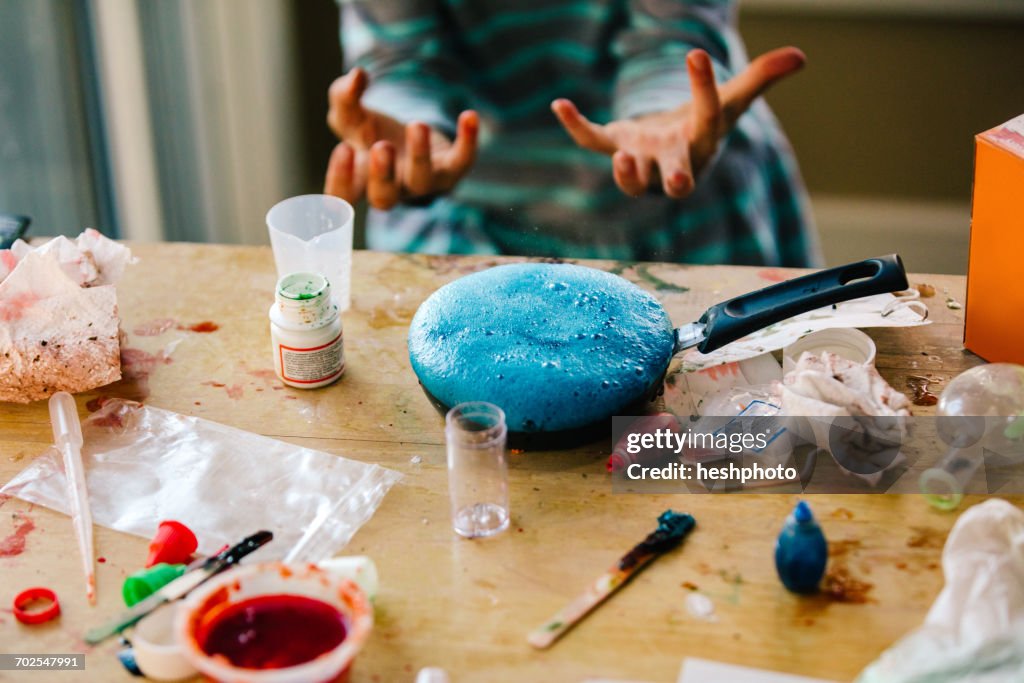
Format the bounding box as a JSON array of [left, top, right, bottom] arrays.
[[527, 510, 696, 649]]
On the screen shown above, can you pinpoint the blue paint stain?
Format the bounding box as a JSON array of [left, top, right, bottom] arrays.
[[408, 263, 675, 432], [775, 501, 828, 594]]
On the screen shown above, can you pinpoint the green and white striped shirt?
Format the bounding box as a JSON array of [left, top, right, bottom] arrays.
[[340, 0, 820, 266]]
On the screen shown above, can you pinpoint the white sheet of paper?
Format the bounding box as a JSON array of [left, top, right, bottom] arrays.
[[678, 658, 840, 683], [681, 293, 927, 370]]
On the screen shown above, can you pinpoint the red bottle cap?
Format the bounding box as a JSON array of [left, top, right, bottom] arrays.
[[146, 520, 198, 568], [13, 587, 61, 625]]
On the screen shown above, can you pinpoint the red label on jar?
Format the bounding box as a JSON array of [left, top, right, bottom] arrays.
[[278, 331, 345, 384]]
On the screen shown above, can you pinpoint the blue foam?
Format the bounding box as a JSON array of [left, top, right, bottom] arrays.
[[408, 263, 675, 433]]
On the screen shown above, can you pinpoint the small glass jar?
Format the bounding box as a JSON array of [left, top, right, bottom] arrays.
[[445, 402, 509, 538], [269, 273, 345, 389]]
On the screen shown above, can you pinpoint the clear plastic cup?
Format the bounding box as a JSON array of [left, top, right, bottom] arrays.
[[266, 195, 354, 312], [176, 562, 372, 683], [445, 402, 510, 538]]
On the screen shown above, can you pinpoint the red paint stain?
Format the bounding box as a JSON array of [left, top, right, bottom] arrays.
[[87, 399, 141, 429], [202, 381, 227, 388], [133, 318, 176, 337], [822, 567, 873, 604], [98, 557, 107, 564], [0, 291, 38, 322], [247, 369, 278, 382], [121, 348, 173, 381], [1, 250, 18, 271], [0, 514, 36, 557], [284, 395, 297, 400], [178, 321, 219, 333], [700, 362, 741, 381], [86, 396, 111, 412], [225, 384, 244, 400], [907, 376, 939, 407], [113, 347, 173, 402], [758, 268, 789, 283]]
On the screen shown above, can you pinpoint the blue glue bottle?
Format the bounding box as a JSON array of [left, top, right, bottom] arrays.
[[775, 500, 828, 594]]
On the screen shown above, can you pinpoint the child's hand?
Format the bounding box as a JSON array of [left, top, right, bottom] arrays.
[[552, 47, 805, 199], [324, 68, 479, 209]]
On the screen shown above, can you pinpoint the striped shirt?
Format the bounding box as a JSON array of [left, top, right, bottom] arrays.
[[339, 0, 820, 266]]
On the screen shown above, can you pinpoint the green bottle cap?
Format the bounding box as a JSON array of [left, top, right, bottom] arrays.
[[122, 563, 186, 607]]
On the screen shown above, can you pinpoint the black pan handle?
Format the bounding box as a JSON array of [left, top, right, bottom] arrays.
[[696, 254, 908, 354]]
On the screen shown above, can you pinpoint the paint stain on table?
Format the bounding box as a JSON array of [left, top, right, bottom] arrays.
[[247, 369, 278, 382], [201, 381, 244, 399], [906, 527, 945, 549], [821, 567, 873, 604], [906, 375, 939, 407], [133, 318, 176, 337], [115, 347, 174, 401], [179, 321, 219, 333], [0, 513, 36, 558], [758, 268, 789, 283], [132, 318, 220, 335], [121, 348, 173, 381], [86, 396, 111, 412], [828, 539, 862, 558]]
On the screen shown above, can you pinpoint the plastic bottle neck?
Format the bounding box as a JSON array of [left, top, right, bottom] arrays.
[[273, 273, 338, 328]]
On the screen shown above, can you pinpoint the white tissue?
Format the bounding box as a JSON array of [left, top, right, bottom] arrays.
[[774, 352, 911, 484]]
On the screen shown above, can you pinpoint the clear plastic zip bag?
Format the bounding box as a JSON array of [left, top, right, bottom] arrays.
[[1, 399, 400, 562]]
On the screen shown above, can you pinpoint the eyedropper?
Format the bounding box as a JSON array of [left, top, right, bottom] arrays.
[[48, 391, 96, 604]]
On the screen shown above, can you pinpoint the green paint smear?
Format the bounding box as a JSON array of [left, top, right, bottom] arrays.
[[634, 265, 689, 293], [280, 277, 325, 300]]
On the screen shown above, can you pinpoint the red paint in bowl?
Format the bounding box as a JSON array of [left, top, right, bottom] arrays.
[[177, 563, 372, 683], [197, 594, 347, 670]]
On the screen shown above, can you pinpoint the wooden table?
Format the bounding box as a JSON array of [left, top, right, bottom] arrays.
[[0, 244, 1012, 682]]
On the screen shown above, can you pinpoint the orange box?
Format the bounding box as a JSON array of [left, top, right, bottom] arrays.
[[965, 114, 1024, 364]]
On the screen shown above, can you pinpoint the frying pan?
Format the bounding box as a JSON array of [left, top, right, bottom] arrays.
[[408, 254, 907, 449]]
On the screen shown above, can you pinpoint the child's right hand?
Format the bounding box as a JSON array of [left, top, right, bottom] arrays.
[[324, 68, 479, 209]]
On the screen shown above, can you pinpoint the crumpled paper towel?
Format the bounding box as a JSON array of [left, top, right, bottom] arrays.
[[774, 351, 911, 484], [776, 351, 911, 418], [0, 229, 134, 403], [857, 498, 1024, 683]]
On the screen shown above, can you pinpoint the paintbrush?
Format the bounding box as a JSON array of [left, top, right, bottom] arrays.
[[85, 530, 273, 645], [49, 392, 96, 604], [527, 510, 695, 649]]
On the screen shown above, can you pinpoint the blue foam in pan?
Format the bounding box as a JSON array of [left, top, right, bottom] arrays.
[[408, 263, 675, 438]]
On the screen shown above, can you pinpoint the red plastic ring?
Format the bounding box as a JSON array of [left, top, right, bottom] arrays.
[[12, 587, 61, 625]]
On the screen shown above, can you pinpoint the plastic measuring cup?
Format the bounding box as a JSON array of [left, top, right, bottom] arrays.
[[266, 195, 354, 312]]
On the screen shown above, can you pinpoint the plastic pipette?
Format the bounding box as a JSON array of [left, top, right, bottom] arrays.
[[48, 391, 95, 604]]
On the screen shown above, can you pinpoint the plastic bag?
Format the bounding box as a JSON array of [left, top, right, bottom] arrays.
[[1, 399, 401, 562], [857, 499, 1024, 683]]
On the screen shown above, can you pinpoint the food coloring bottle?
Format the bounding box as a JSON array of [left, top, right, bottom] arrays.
[[269, 273, 345, 389], [775, 500, 827, 594]]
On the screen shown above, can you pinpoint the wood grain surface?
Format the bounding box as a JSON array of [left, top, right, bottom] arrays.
[[1, 244, 1015, 683]]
